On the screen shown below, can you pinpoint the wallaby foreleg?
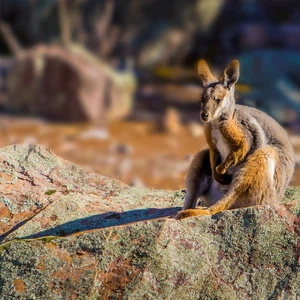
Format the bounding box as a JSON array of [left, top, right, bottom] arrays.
[[182, 149, 212, 210]]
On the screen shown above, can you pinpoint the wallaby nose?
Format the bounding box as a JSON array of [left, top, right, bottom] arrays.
[[201, 112, 209, 121]]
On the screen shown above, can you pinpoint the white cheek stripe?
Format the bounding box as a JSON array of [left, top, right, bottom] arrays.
[[213, 94, 230, 119]]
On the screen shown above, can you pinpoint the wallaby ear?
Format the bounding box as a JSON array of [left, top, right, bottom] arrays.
[[197, 60, 218, 86], [222, 60, 240, 89]]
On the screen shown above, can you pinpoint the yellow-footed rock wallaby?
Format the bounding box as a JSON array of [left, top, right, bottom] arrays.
[[175, 59, 295, 219]]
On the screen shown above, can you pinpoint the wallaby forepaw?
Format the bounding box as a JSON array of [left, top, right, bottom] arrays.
[[174, 209, 210, 220], [216, 165, 226, 175]]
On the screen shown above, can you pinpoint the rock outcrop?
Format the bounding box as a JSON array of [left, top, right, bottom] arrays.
[[0, 144, 299, 299], [6, 45, 136, 123]]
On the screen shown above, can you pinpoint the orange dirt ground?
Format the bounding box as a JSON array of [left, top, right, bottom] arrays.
[[0, 114, 299, 190]]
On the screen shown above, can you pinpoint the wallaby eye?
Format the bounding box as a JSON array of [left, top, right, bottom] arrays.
[[216, 98, 222, 104]]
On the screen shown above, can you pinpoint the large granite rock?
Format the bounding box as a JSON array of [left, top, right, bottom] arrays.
[[0, 144, 299, 299]]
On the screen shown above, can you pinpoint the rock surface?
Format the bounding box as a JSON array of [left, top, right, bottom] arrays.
[[0, 143, 299, 299]]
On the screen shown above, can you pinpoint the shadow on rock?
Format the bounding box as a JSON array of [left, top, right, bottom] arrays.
[[21, 207, 181, 239]]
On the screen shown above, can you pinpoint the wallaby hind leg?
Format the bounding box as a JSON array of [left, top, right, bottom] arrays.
[[177, 146, 279, 219], [182, 149, 212, 210]]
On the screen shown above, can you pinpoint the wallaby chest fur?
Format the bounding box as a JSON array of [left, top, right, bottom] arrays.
[[208, 104, 293, 167], [211, 125, 230, 162]]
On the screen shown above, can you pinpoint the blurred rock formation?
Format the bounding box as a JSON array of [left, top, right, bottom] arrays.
[[6, 44, 136, 123]]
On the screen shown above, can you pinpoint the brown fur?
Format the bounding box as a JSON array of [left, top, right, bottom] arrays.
[[216, 118, 249, 175], [175, 59, 295, 219]]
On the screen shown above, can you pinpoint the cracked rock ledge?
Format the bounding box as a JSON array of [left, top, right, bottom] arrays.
[[0, 143, 299, 299]]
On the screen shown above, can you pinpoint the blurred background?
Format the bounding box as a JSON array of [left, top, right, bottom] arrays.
[[0, 0, 300, 190]]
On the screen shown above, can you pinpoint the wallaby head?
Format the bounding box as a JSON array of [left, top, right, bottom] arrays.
[[197, 60, 240, 122]]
